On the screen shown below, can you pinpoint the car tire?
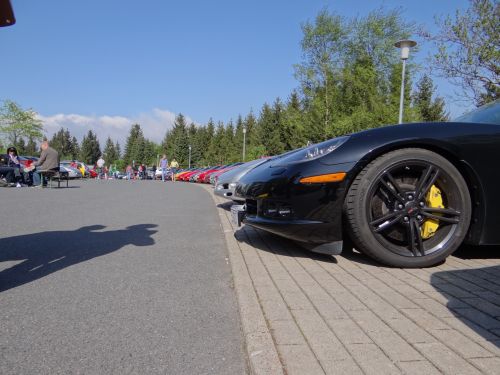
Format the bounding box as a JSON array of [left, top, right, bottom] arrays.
[[345, 148, 471, 268]]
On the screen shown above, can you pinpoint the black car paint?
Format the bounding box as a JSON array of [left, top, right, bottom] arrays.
[[235, 121, 500, 246]]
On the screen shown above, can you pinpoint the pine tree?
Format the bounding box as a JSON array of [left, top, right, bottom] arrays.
[[103, 136, 119, 164], [282, 92, 306, 149], [414, 74, 448, 122], [115, 141, 121, 160], [79, 130, 101, 165], [124, 124, 145, 165], [258, 102, 284, 156], [71, 136, 80, 159], [165, 114, 190, 166]]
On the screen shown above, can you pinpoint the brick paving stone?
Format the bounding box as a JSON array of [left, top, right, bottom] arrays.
[[386, 269, 436, 292], [412, 298, 460, 318], [452, 307, 500, 330], [255, 285, 282, 302], [397, 360, 441, 375], [367, 330, 424, 362], [385, 317, 436, 344], [469, 357, 500, 375], [260, 298, 294, 322], [401, 308, 451, 330], [312, 299, 349, 321], [269, 319, 305, 345], [326, 318, 373, 344], [291, 310, 349, 359], [473, 291, 500, 306], [423, 291, 470, 309], [345, 343, 401, 375], [277, 344, 325, 375], [430, 329, 495, 358], [441, 316, 500, 342], [461, 297, 500, 317], [320, 359, 364, 375], [433, 282, 478, 298], [359, 278, 419, 309], [281, 291, 315, 311], [349, 310, 392, 333], [414, 342, 482, 374]]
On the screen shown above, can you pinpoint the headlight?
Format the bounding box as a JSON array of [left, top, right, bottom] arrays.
[[304, 136, 350, 160], [272, 136, 350, 166]]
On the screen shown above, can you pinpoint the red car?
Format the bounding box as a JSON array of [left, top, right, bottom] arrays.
[[197, 165, 224, 183]]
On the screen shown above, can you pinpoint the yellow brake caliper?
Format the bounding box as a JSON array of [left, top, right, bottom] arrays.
[[421, 185, 443, 239]]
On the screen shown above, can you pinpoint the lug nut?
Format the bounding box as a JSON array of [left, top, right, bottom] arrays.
[[403, 216, 409, 222], [419, 201, 425, 207], [398, 204, 404, 210], [408, 194, 414, 200], [417, 215, 422, 220]]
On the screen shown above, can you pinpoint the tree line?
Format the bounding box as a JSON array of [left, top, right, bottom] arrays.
[[1, 2, 497, 169]]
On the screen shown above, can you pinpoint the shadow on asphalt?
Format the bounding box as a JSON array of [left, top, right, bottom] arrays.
[[0, 224, 157, 292]]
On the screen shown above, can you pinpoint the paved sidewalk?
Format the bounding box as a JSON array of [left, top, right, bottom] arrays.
[[207, 186, 500, 375]]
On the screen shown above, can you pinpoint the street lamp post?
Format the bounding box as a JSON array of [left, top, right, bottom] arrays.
[[394, 39, 417, 124], [242, 126, 247, 162], [188, 145, 192, 168]]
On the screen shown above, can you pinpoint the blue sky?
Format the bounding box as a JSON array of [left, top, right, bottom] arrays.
[[2, 0, 471, 143]]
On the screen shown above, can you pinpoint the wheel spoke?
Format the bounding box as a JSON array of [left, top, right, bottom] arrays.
[[377, 174, 405, 204], [416, 166, 439, 200], [384, 171, 405, 197], [370, 212, 403, 233], [412, 219, 425, 256], [421, 212, 460, 224], [407, 220, 417, 257], [422, 207, 461, 217]]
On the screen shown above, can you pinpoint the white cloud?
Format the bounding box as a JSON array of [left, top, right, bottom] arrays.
[[37, 108, 198, 146]]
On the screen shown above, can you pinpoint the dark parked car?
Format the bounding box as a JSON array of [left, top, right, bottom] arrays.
[[234, 101, 500, 268]]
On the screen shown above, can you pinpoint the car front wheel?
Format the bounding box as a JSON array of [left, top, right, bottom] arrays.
[[345, 148, 471, 268]]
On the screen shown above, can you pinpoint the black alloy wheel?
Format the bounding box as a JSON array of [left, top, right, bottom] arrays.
[[345, 148, 471, 268]]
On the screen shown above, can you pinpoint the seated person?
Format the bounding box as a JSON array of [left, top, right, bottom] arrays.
[[6, 146, 25, 187], [32, 141, 60, 186]]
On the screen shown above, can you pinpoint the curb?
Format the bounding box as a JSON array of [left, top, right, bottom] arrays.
[[201, 184, 284, 375]]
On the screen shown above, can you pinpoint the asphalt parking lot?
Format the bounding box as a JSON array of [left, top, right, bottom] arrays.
[[0, 180, 247, 375]]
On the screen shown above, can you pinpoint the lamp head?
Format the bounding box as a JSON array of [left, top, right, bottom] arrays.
[[394, 39, 417, 60]]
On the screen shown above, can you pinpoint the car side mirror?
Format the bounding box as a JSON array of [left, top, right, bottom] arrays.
[[0, 0, 15, 27]]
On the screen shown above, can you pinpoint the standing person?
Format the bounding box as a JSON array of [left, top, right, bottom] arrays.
[[159, 154, 168, 182], [126, 164, 133, 180], [96, 156, 105, 179], [32, 141, 59, 187], [170, 158, 179, 182]]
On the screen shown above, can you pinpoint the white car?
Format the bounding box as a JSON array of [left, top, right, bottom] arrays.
[[59, 164, 80, 179]]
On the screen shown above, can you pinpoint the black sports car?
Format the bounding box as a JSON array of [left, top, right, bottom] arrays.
[[234, 101, 500, 267]]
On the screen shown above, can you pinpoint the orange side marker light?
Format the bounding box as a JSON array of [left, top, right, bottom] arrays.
[[299, 172, 346, 184]]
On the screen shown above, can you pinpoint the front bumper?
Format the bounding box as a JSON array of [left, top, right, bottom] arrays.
[[234, 161, 356, 244]]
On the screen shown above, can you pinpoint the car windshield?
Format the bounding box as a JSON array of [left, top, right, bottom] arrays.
[[453, 100, 500, 125]]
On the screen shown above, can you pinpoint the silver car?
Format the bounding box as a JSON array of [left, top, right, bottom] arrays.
[[214, 158, 270, 202]]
